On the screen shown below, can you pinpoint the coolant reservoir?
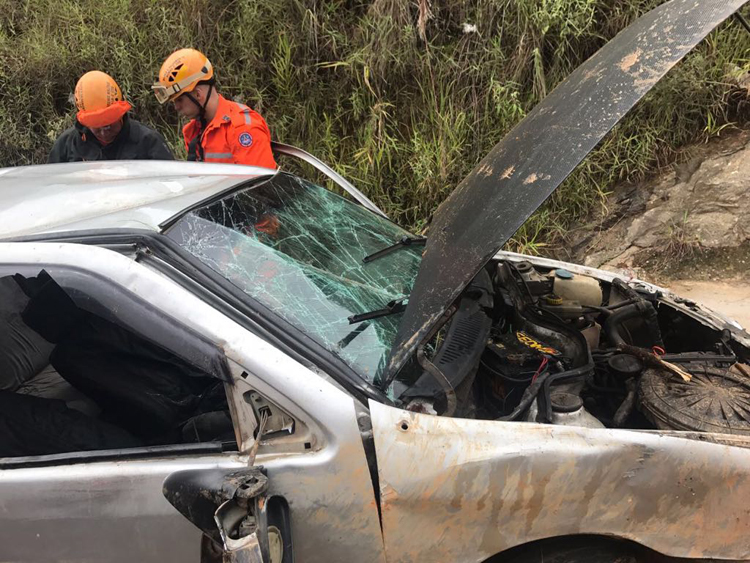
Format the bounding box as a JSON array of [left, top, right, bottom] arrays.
[[549, 393, 605, 429], [550, 269, 603, 307], [526, 393, 605, 428]]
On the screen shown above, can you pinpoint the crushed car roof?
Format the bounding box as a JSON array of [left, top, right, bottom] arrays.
[[0, 160, 274, 239], [386, 0, 750, 378]]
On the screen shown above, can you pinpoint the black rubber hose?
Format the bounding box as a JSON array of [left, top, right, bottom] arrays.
[[608, 279, 663, 346], [417, 346, 457, 417], [496, 370, 553, 421], [613, 378, 637, 427], [603, 300, 664, 348], [495, 361, 594, 422], [611, 278, 642, 301]]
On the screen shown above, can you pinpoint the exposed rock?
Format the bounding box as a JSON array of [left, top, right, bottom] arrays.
[[562, 129, 750, 273]]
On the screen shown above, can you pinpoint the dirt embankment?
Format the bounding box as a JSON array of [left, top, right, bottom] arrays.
[[559, 128, 750, 326]]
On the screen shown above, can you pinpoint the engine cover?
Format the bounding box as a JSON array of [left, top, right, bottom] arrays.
[[639, 364, 750, 435]]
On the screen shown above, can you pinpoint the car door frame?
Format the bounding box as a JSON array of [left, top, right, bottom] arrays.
[[11, 228, 392, 408], [0, 241, 387, 563]]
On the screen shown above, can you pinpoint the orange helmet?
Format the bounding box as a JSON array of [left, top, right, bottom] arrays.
[[74, 71, 132, 128], [152, 48, 214, 104]]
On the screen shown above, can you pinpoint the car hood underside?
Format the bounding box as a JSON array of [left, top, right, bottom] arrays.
[[387, 0, 750, 378]]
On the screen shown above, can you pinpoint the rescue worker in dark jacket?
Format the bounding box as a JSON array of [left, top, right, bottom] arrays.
[[48, 71, 173, 163]]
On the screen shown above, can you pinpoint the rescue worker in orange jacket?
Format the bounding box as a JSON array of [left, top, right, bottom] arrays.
[[152, 49, 276, 169]]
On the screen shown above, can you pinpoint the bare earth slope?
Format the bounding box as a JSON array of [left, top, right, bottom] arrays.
[[561, 128, 750, 327], [667, 280, 750, 327]]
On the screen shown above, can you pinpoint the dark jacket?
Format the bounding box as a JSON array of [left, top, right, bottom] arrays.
[[48, 115, 174, 163]]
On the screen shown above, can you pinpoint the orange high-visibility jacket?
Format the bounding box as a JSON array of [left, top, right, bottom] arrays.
[[182, 94, 277, 169]]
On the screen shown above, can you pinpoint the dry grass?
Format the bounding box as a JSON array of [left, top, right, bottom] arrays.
[[0, 0, 747, 250]]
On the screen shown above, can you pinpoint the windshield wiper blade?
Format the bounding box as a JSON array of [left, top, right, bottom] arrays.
[[348, 298, 407, 324], [363, 236, 426, 264]]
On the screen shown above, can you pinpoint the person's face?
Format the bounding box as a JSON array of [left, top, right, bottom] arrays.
[[89, 118, 123, 145], [172, 86, 206, 119]]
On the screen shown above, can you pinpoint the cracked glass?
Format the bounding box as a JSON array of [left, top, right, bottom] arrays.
[[167, 173, 422, 387]]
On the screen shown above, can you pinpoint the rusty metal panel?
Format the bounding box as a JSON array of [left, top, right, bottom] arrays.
[[387, 0, 750, 377], [370, 400, 750, 562]]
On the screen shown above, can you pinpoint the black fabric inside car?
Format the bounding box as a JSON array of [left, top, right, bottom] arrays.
[[16, 364, 101, 418], [0, 391, 140, 457], [0, 276, 54, 391], [48, 315, 222, 443], [15, 270, 87, 343], [0, 271, 234, 458]]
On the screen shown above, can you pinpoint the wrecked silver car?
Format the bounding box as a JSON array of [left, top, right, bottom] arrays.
[[1, 0, 750, 562]]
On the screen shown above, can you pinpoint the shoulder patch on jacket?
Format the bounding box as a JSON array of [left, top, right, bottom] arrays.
[[238, 132, 253, 147]]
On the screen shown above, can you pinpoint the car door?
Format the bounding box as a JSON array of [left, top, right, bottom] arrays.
[[0, 250, 247, 562], [0, 448, 245, 562], [0, 242, 386, 563]]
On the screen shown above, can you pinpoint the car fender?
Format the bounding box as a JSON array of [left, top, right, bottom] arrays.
[[370, 400, 750, 562]]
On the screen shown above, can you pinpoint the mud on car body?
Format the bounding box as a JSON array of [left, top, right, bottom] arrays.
[[1, 1, 750, 562]]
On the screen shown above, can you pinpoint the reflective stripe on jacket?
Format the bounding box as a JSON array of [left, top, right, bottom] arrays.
[[182, 95, 277, 169]]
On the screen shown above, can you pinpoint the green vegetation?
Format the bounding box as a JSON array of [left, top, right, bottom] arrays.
[[0, 0, 748, 250]]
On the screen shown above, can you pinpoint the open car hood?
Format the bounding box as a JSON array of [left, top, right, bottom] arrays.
[[387, 0, 749, 379]]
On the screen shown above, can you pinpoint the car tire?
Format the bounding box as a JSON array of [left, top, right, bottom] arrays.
[[499, 537, 639, 563]]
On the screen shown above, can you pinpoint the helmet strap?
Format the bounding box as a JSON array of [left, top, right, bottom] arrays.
[[185, 83, 214, 162]]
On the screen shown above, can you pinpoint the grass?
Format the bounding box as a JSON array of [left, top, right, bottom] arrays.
[[0, 0, 748, 251], [648, 211, 705, 273]]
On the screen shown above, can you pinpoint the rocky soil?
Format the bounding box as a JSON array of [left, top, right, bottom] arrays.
[[559, 128, 750, 327]]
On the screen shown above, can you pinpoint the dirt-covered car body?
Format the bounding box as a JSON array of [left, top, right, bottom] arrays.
[[1, 1, 750, 562]]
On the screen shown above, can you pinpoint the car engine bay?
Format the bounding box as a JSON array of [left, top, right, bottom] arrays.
[[401, 259, 750, 435]]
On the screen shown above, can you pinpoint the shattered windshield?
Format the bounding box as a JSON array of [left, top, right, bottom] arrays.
[[167, 173, 422, 386]]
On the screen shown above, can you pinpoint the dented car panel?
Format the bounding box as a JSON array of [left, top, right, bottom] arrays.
[[388, 0, 750, 377], [370, 400, 750, 562], [0, 160, 274, 239], [0, 1, 749, 561]]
